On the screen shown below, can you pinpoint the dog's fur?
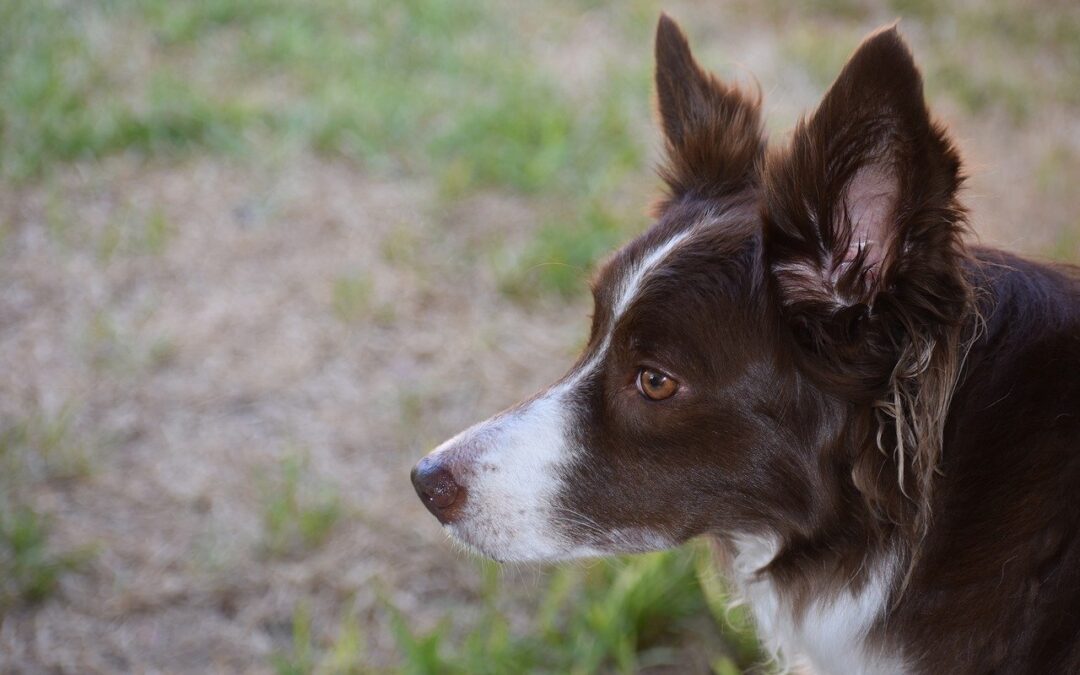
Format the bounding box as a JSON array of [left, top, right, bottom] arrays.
[[411, 16, 1080, 674]]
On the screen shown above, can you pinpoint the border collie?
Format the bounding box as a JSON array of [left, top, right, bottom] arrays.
[[411, 15, 1080, 674]]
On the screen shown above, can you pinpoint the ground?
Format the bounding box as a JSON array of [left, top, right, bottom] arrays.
[[1, 0, 1077, 672]]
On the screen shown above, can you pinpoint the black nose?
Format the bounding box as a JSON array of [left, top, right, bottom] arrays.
[[411, 456, 461, 522]]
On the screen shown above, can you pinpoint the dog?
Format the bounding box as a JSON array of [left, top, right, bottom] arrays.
[[411, 15, 1080, 674]]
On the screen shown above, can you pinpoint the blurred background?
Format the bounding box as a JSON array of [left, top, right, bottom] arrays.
[[1, 0, 1077, 672]]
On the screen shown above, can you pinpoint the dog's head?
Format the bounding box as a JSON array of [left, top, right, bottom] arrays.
[[411, 16, 970, 562]]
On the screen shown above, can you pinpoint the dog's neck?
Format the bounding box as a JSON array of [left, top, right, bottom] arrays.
[[725, 532, 907, 674]]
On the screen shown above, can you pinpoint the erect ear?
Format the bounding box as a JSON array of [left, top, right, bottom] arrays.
[[654, 14, 764, 210], [765, 27, 974, 533], [763, 26, 969, 366]]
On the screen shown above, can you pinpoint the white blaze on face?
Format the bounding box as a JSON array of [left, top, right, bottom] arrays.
[[423, 228, 698, 561], [613, 228, 696, 319]]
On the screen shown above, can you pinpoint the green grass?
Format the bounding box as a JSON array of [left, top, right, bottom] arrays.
[[274, 601, 371, 675], [0, 392, 100, 612], [3, 0, 1077, 296], [275, 546, 770, 674], [499, 201, 639, 300], [95, 205, 178, 262], [0, 409, 95, 607], [390, 547, 771, 673], [779, 25, 864, 88], [1047, 224, 1080, 264], [261, 452, 343, 558], [2, 0, 646, 187], [932, 62, 1032, 123], [1, 0, 651, 300], [0, 505, 84, 607], [331, 274, 375, 324], [80, 306, 179, 377], [921, 2, 1079, 115], [756, 0, 1079, 124], [0, 406, 93, 483], [332, 272, 398, 326], [0, 1, 255, 179]]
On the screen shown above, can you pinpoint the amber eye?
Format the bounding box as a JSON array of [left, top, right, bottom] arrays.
[[636, 368, 678, 401]]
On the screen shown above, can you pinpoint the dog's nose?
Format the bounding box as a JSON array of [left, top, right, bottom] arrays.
[[411, 456, 462, 522]]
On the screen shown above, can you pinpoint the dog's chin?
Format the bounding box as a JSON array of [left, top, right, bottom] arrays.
[[442, 520, 574, 564], [444, 518, 677, 564]]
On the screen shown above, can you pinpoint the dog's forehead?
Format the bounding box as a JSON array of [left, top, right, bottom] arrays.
[[592, 199, 759, 317]]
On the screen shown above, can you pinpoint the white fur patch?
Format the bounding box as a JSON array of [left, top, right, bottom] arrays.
[[730, 534, 906, 675], [613, 229, 696, 319]]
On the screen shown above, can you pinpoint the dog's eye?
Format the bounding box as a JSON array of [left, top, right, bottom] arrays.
[[636, 368, 678, 401]]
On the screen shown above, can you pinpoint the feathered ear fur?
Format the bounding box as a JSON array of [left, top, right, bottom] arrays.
[[763, 27, 973, 535], [653, 14, 764, 212]]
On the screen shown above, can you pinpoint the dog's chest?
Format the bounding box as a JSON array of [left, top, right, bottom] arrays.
[[729, 535, 907, 675]]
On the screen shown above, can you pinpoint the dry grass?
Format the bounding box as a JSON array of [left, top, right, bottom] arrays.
[[1, 0, 1077, 672]]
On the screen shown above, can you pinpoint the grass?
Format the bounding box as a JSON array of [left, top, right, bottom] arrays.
[[932, 62, 1032, 123], [779, 25, 864, 88], [499, 200, 640, 300], [3, 0, 1077, 293], [332, 272, 398, 326], [331, 274, 375, 324], [80, 306, 180, 378], [0, 1, 254, 179], [1, 0, 652, 300], [0, 504, 87, 608], [272, 546, 771, 674], [0, 410, 94, 608], [2, 0, 645, 187], [0, 405, 93, 484], [274, 601, 371, 675], [1047, 224, 1080, 264], [753, 0, 1079, 126], [390, 547, 771, 673], [95, 204, 178, 262], [261, 451, 343, 558]]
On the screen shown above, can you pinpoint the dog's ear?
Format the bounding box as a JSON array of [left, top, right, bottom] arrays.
[[654, 14, 763, 211], [764, 27, 973, 534], [763, 26, 969, 381]]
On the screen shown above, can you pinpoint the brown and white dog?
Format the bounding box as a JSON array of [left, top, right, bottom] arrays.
[[411, 15, 1080, 674]]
